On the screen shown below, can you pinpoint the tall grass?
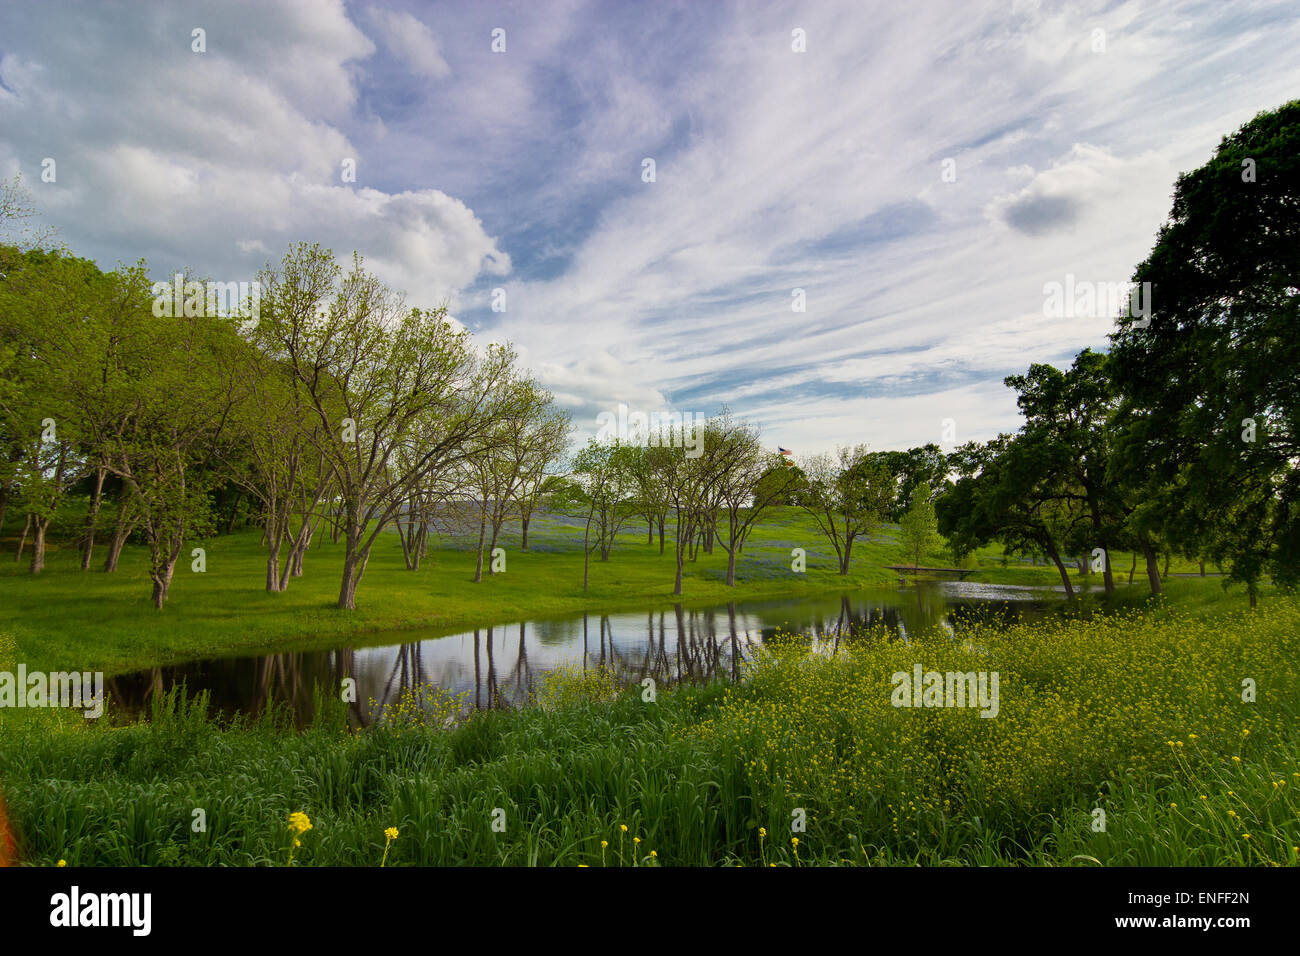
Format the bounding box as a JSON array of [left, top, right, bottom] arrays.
[[1, 599, 1297, 866]]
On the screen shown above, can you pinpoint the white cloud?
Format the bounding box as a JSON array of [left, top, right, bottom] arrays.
[[368, 9, 451, 79], [0, 0, 506, 315], [485, 0, 1300, 452]]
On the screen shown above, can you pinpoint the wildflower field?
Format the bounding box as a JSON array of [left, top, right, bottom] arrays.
[[0, 598, 1297, 866]]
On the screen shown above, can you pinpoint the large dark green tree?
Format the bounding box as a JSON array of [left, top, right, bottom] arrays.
[[1109, 99, 1300, 602]]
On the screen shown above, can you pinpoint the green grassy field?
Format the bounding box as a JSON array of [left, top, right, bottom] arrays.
[[0, 505, 1183, 675]]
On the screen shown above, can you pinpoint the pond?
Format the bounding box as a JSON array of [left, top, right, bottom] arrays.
[[105, 581, 1067, 726]]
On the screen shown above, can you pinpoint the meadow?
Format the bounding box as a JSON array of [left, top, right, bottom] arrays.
[[0, 505, 1141, 676], [1, 505, 1284, 868], [0, 594, 1295, 866]]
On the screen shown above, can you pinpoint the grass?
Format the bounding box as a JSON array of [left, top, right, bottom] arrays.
[[0, 505, 1125, 676], [1, 596, 1296, 866], [2, 503, 1290, 868]]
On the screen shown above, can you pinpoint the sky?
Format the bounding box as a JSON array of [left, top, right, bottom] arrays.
[[2, 0, 1298, 456]]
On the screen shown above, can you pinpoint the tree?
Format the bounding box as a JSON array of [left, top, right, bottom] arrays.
[[1109, 99, 1300, 602], [1005, 349, 1135, 596], [797, 444, 895, 575], [257, 244, 515, 609], [565, 439, 637, 591], [937, 435, 1081, 598], [897, 480, 941, 569], [516, 472, 565, 552], [238, 244, 342, 591], [99, 291, 244, 607], [0, 248, 127, 574], [879, 444, 950, 520], [712, 418, 797, 586], [657, 418, 738, 595], [0, 174, 52, 248], [467, 377, 570, 582], [624, 444, 673, 554], [512, 409, 571, 553]]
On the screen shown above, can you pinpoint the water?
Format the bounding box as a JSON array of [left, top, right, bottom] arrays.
[[105, 581, 1063, 726]]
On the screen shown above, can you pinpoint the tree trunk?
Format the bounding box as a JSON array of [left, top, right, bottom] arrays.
[[280, 520, 312, 590], [295, 516, 321, 576], [658, 516, 665, 555], [673, 519, 685, 595], [1045, 538, 1075, 600], [839, 537, 853, 575], [81, 465, 106, 570], [1199, 559, 1205, 577], [583, 517, 592, 593], [29, 518, 48, 574], [521, 514, 530, 551], [1162, 553, 1170, 579], [266, 546, 281, 592], [1141, 538, 1163, 596], [1127, 551, 1137, 585], [396, 512, 414, 569], [105, 505, 131, 573], [473, 509, 487, 582], [338, 550, 363, 610], [726, 548, 737, 587], [224, 490, 243, 534], [14, 513, 31, 563], [488, 525, 502, 574], [150, 555, 179, 609]]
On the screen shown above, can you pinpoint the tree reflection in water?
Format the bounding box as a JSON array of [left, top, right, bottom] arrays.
[[104, 586, 1050, 728]]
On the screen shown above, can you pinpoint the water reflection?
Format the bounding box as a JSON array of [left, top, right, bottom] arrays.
[[106, 582, 1056, 727]]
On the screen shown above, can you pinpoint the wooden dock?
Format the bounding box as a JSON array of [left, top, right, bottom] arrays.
[[885, 565, 977, 580]]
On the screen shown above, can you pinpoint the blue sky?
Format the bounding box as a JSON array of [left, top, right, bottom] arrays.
[[2, 0, 1299, 455]]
